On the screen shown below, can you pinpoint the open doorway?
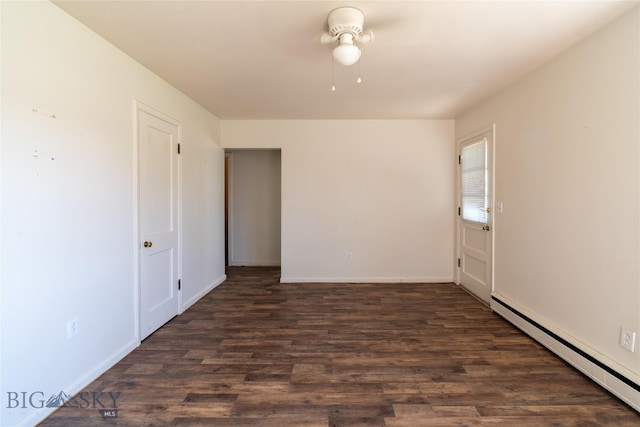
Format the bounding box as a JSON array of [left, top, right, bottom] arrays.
[[225, 149, 281, 267]]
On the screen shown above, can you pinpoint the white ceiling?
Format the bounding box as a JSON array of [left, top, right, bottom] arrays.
[[53, 1, 637, 120]]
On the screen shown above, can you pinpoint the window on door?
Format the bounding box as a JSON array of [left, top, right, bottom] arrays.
[[460, 137, 488, 223]]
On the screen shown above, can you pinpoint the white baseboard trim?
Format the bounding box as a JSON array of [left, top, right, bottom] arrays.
[[16, 275, 230, 427], [180, 274, 226, 312], [491, 293, 640, 413], [280, 276, 453, 283], [228, 260, 281, 267], [24, 338, 139, 427]]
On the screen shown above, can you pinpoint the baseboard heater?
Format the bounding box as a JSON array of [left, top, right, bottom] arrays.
[[491, 295, 640, 413]]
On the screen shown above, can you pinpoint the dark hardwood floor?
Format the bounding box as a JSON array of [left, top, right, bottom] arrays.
[[40, 267, 640, 426]]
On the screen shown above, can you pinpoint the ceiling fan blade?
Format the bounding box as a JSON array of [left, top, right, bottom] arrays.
[[320, 32, 338, 45], [355, 30, 374, 44], [364, 15, 408, 35]]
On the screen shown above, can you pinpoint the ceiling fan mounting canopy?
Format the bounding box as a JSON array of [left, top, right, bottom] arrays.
[[328, 7, 364, 37]]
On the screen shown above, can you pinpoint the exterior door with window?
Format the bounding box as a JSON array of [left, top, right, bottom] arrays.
[[459, 128, 493, 303]]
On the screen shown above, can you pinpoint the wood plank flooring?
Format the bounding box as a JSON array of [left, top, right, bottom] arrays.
[[40, 267, 640, 426]]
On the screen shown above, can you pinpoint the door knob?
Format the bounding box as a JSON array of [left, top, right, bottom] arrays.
[[482, 225, 491, 231], [143, 241, 153, 248]]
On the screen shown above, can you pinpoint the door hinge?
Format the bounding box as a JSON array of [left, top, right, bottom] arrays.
[[458, 155, 461, 164], [458, 207, 461, 216], [177, 143, 181, 154], [457, 258, 461, 267], [178, 279, 181, 290]]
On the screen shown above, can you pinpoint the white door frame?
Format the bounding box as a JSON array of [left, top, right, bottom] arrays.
[[133, 100, 182, 340], [225, 151, 235, 266], [455, 124, 495, 302]]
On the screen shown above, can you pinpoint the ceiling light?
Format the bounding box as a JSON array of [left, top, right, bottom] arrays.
[[332, 33, 361, 66]]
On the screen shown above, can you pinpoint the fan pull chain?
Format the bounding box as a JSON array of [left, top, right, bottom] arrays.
[[331, 57, 336, 92], [331, 54, 363, 90]]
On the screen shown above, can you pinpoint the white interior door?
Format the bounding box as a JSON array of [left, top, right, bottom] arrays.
[[458, 128, 493, 303], [137, 105, 180, 339]]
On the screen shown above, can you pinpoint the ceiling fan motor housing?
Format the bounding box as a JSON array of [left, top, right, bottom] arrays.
[[328, 7, 364, 37]]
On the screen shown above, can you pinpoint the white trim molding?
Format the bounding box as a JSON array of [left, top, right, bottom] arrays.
[[280, 276, 453, 284]]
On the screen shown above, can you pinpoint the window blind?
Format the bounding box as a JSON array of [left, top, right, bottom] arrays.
[[461, 138, 488, 223]]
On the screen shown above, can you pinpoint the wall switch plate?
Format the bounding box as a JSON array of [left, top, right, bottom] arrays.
[[620, 328, 636, 352]]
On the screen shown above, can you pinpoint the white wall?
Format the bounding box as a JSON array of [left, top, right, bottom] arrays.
[[0, 2, 225, 426], [227, 150, 282, 266], [456, 7, 639, 382], [222, 120, 455, 283]]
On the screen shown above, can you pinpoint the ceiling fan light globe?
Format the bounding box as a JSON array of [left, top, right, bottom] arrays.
[[333, 44, 361, 66]]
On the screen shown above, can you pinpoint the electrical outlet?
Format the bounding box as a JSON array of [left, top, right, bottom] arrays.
[[67, 317, 79, 339], [620, 328, 636, 352]]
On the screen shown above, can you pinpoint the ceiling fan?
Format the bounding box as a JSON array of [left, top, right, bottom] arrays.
[[320, 7, 374, 67]]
